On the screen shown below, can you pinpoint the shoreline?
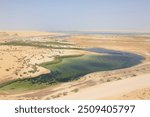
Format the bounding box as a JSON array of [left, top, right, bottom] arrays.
[[0, 48, 144, 93]]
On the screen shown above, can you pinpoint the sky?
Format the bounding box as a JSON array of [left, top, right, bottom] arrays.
[[0, 0, 150, 32]]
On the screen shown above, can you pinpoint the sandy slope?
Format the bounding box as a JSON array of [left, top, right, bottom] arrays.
[[111, 87, 150, 100], [55, 73, 150, 100]]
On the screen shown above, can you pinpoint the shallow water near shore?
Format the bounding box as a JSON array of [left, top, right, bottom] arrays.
[[0, 48, 144, 92]]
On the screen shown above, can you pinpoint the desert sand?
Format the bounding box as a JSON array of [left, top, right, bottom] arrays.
[[0, 31, 150, 100], [55, 73, 150, 100]]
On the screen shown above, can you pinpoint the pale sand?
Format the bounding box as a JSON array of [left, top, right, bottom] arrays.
[[111, 87, 150, 100], [55, 73, 150, 100]]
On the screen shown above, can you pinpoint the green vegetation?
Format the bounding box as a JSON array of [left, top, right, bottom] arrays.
[[0, 80, 50, 92], [40, 55, 83, 66], [0, 54, 140, 92], [0, 41, 79, 49]]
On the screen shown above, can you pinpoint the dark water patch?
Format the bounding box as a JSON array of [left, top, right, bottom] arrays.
[[85, 48, 144, 59]]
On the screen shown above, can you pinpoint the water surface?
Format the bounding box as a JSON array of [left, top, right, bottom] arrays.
[[0, 48, 144, 91]]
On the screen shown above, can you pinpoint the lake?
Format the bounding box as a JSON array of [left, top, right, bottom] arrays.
[[0, 48, 144, 91]]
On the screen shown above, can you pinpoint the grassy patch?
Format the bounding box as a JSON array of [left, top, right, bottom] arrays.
[[0, 78, 56, 93], [0, 41, 79, 49], [71, 88, 79, 93], [0, 53, 140, 93]]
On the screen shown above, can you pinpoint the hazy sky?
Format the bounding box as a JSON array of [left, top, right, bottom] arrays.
[[0, 0, 150, 32]]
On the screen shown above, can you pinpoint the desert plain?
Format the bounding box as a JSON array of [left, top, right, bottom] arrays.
[[0, 31, 150, 100]]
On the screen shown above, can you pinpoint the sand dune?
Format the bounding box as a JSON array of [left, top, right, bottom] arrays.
[[0, 31, 63, 37], [55, 73, 150, 100]]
